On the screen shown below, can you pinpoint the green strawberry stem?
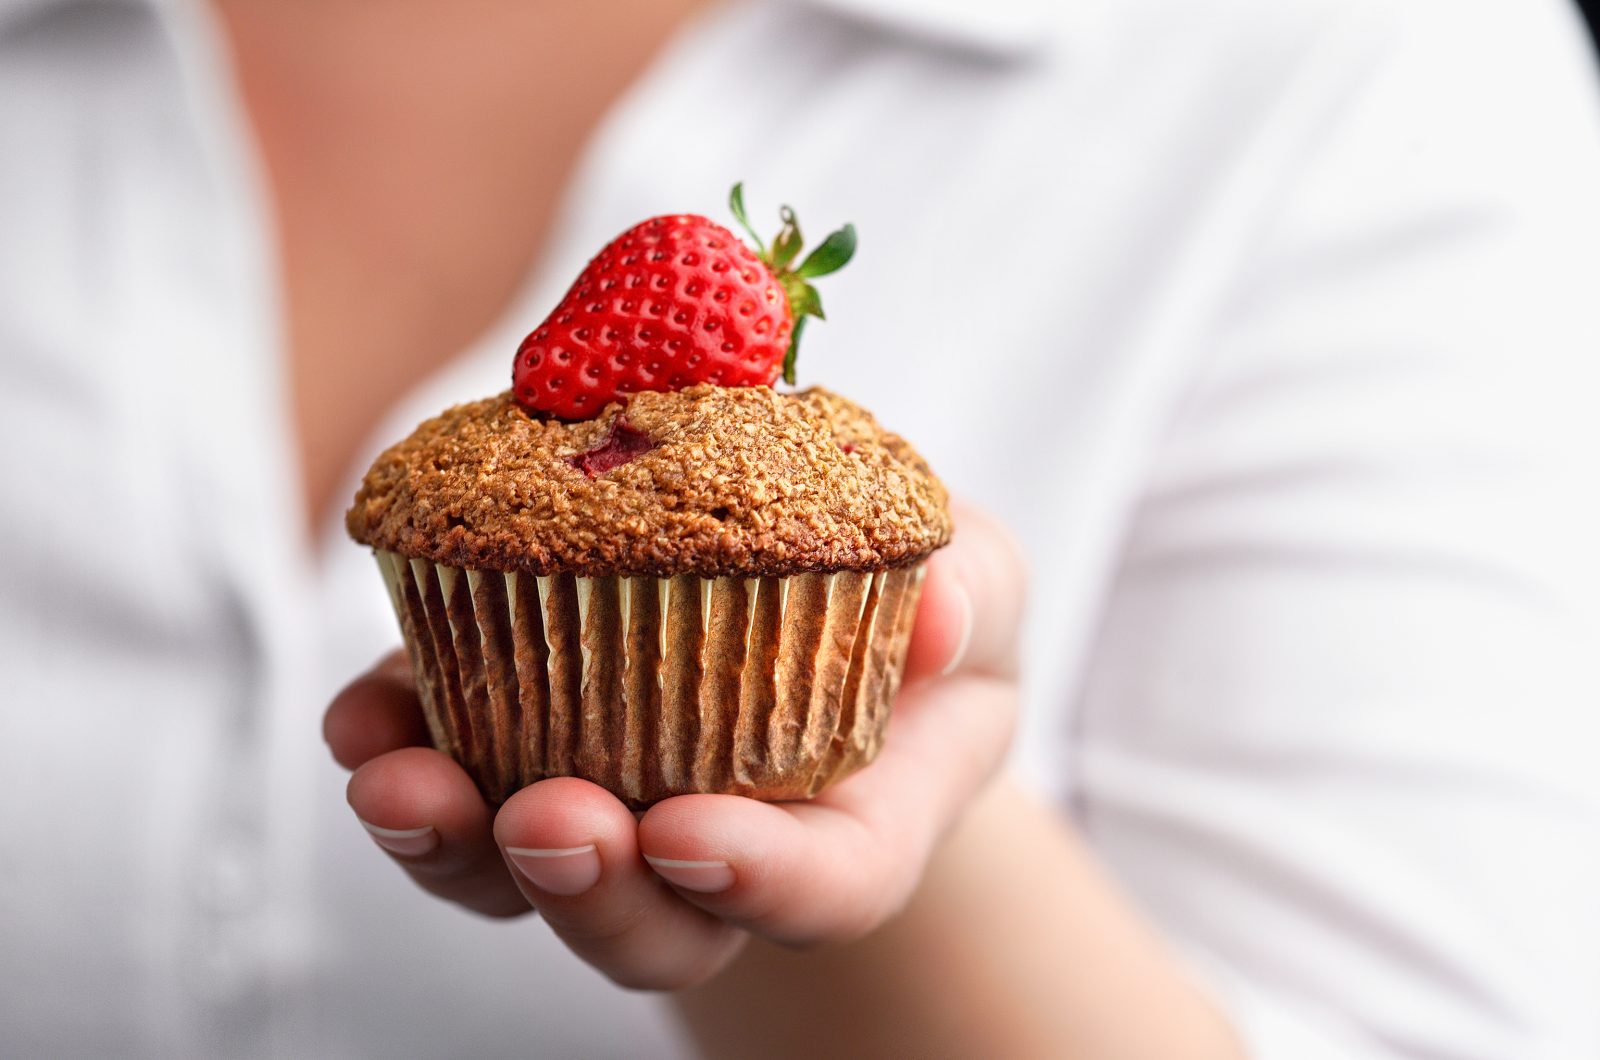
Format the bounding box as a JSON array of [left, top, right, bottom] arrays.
[[728, 182, 857, 385]]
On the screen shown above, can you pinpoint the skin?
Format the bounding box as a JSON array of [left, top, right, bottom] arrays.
[[220, 0, 1242, 1050], [327, 503, 1244, 1058], [216, 0, 713, 533]]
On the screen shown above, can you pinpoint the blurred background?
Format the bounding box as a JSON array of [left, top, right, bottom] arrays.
[[5, 1, 1600, 1058]]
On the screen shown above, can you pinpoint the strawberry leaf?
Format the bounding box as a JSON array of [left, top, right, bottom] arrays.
[[787, 281, 825, 320], [783, 276, 825, 320], [770, 205, 805, 270], [727, 183, 766, 256], [796, 223, 857, 278], [782, 316, 808, 385], [725, 186, 856, 387]]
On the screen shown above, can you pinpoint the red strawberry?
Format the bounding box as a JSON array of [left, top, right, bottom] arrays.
[[513, 184, 856, 419]]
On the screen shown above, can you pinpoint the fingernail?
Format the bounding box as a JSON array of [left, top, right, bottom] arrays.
[[643, 856, 735, 893], [360, 820, 438, 858], [506, 845, 601, 896], [941, 582, 974, 676]]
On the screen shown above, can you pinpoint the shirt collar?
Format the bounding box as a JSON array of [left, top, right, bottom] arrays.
[[787, 0, 1054, 57], [3, 0, 1053, 56], [0, 0, 153, 34]]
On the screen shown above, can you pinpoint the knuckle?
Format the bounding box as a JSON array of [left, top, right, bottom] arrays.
[[604, 933, 740, 992], [828, 891, 900, 946], [478, 906, 531, 921], [543, 895, 653, 947], [375, 649, 413, 680], [408, 846, 500, 882], [605, 963, 700, 993], [468, 901, 535, 921], [757, 881, 901, 951], [605, 971, 666, 992]]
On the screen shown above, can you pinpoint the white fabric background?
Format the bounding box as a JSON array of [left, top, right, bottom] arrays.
[[3, 0, 1600, 1056]]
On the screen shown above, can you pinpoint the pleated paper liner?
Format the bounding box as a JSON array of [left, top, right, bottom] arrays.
[[374, 550, 925, 808]]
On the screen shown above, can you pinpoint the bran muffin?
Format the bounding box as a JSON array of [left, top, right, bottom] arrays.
[[348, 384, 949, 807]]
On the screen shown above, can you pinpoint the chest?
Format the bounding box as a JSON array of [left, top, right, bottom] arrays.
[[215, 0, 704, 527]]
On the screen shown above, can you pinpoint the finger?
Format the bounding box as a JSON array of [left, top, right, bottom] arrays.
[[493, 779, 747, 990], [638, 670, 1017, 947], [324, 651, 430, 770], [902, 499, 1027, 683], [347, 746, 530, 918]]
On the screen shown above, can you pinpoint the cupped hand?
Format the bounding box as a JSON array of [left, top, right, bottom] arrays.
[[325, 500, 1025, 989]]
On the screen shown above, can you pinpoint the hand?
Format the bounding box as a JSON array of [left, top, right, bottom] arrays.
[[324, 500, 1025, 989]]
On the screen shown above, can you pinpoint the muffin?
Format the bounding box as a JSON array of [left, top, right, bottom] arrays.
[[346, 187, 950, 807]]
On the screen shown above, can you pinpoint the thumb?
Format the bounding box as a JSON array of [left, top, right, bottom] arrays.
[[902, 498, 1027, 682]]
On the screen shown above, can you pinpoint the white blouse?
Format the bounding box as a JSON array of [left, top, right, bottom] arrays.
[[4, 0, 1600, 1056]]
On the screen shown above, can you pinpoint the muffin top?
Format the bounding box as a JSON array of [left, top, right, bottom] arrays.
[[347, 385, 950, 577]]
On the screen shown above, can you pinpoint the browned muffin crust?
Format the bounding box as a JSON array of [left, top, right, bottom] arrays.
[[347, 385, 951, 577]]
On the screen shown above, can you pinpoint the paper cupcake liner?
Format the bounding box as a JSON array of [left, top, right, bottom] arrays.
[[373, 550, 925, 807]]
